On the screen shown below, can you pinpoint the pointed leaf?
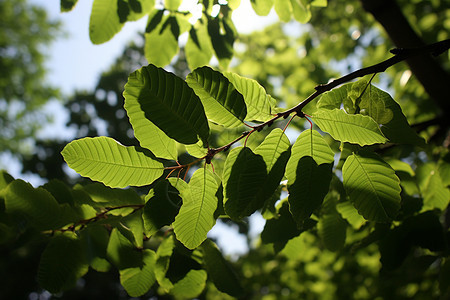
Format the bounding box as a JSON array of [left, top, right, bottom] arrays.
[[224, 71, 276, 122], [144, 12, 178, 66], [170, 269, 207, 298], [222, 147, 268, 220], [80, 225, 111, 272], [250, 0, 274, 16], [61, 0, 78, 12], [207, 17, 235, 68], [254, 129, 291, 202], [312, 109, 387, 146], [185, 20, 214, 70], [287, 157, 332, 225], [417, 163, 450, 211], [201, 239, 244, 297], [173, 168, 219, 249], [290, 0, 311, 23], [342, 152, 401, 222], [126, 64, 210, 145], [107, 228, 143, 270], [89, 0, 124, 44], [62, 137, 164, 188], [38, 232, 89, 293], [318, 212, 346, 251], [275, 0, 292, 22], [143, 180, 181, 236], [155, 235, 175, 291], [186, 66, 247, 128], [5, 180, 61, 230], [124, 69, 178, 160], [120, 249, 157, 297], [336, 201, 366, 229]]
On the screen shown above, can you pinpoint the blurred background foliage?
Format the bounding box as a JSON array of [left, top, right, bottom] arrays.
[[1, 0, 449, 298]]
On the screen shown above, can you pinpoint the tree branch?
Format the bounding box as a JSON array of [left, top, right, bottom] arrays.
[[361, 0, 450, 116]]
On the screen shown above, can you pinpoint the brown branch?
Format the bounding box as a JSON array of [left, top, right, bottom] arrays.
[[165, 39, 450, 175]]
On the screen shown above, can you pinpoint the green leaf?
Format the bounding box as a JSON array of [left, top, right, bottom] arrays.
[[170, 269, 207, 299], [312, 109, 387, 146], [89, 0, 124, 44], [201, 239, 244, 297], [60, 0, 78, 12], [143, 180, 181, 236], [317, 83, 351, 111], [5, 179, 61, 230], [126, 64, 210, 145], [417, 163, 450, 211], [223, 147, 268, 220], [155, 235, 175, 291], [311, 0, 327, 7], [0, 170, 14, 198], [336, 201, 366, 229], [186, 66, 247, 128], [207, 16, 235, 69], [224, 71, 276, 122], [185, 21, 214, 70], [82, 182, 143, 215], [318, 194, 346, 251], [144, 12, 178, 67], [38, 232, 89, 293], [342, 152, 401, 222], [124, 69, 178, 160], [287, 157, 332, 226], [120, 212, 145, 248], [254, 129, 291, 204], [107, 228, 143, 270], [290, 0, 311, 23], [173, 168, 219, 249], [80, 225, 111, 272], [274, 0, 292, 22], [250, 0, 274, 16], [165, 0, 181, 10], [120, 249, 157, 297], [284, 130, 334, 225], [62, 137, 164, 188], [185, 140, 208, 158]]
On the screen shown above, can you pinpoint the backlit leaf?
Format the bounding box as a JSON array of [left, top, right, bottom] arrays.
[[186, 66, 247, 128], [201, 239, 244, 297], [125, 64, 210, 145], [89, 0, 124, 44], [80, 225, 111, 272], [173, 168, 219, 249], [250, 0, 274, 16], [336, 201, 366, 229], [290, 0, 311, 23], [312, 109, 387, 146], [5, 179, 61, 230], [274, 0, 292, 22], [185, 21, 214, 70], [62, 137, 164, 188], [342, 152, 401, 222], [38, 232, 88, 293], [222, 147, 268, 220], [124, 69, 178, 160], [170, 269, 207, 299], [224, 71, 276, 122], [207, 16, 235, 69], [120, 249, 157, 297], [416, 162, 450, 211], [107, 228, 142, 270]]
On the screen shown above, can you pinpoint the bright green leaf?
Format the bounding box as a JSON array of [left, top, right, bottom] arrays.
[[223, 147, 268, 220], [62, 137, 164, 188], [120, 249, 157, 297], [89, 0, 124, 44], [311, 0, 327, 7], [173, 168, 219, 249], [342, 152, 401, 222], [124, 69, 178, 160], [125, 64, 210, 145], [155, 235, 175, 291], [165, 0, 181, 10], [224, 71, 276, 122], [312, 109, 387, 146], [290, 0, 311, 23], [417, 162, 450, 211], [274, 0, 292, 22], [38, 232, 88, 293], [186, 66, 247, 128], [336, 201, 366, 229], [170, 269, 207, 299], [201, 239, 244, 297], [5, 179, 61, 230], [185, 21, 214, 70], [144, 12, 178, 67], [250, 0, 274, 16]]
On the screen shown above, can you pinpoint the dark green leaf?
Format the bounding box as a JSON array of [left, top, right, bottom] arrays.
[[60, 0, 78, 12], [124, 64, 210, 145], [200, 239, 244, 297], [223, 147, 268, 220], [38, 232, 88, 293], [207, 16, 235, 68], [187, 66, 247, 128], [80, 225, 111, 272], [120, 249, 157, 297], [106, 228, 143, 270]]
